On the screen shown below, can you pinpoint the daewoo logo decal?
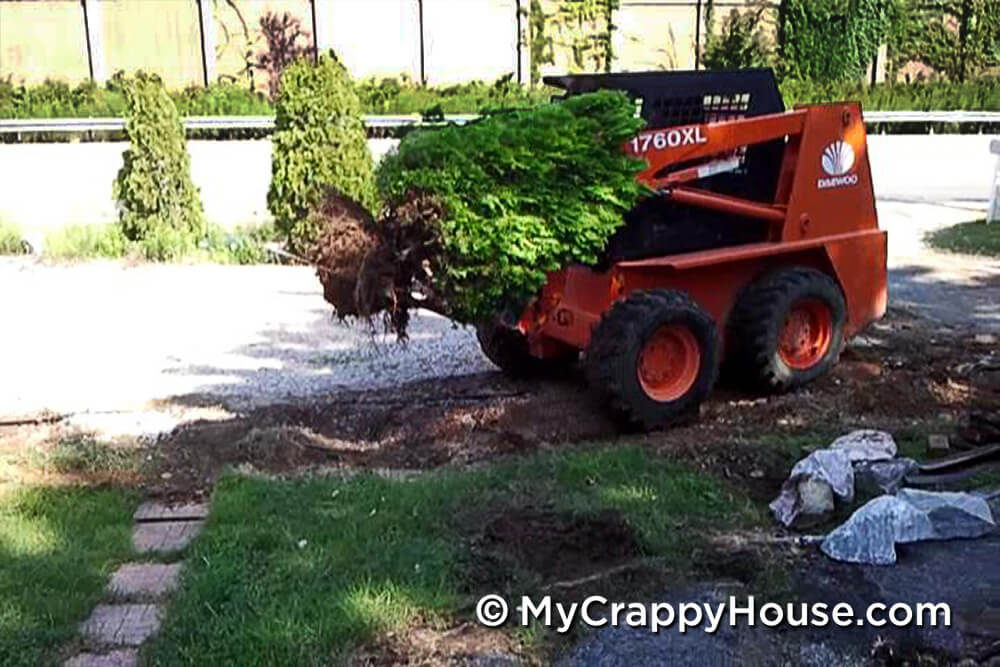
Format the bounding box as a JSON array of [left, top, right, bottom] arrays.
[[818, 140, 858, 189]]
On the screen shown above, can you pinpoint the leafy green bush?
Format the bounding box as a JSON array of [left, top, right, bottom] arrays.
[[268, 53, 377, 252], [112, 72, 205, 260], [114, 101, 204, 257], [369, 90, 646, 326], [355, 75, 553, 115]]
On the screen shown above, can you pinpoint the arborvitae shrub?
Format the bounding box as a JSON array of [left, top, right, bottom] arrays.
[[112, 71, 205, 260], [268, 53, 378, 254], [311, 90, 646, 334]]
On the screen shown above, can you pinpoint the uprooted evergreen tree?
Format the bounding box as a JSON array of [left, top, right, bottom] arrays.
[[310, 90, 647, 336]]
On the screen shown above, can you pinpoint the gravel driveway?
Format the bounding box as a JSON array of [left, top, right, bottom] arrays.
[[0, 260, 490, 426], [1, 198, 996, 429]]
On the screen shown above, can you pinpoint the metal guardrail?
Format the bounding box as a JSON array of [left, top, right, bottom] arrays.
[[0, 111, 997, 134], [0, 114, 478, 134]]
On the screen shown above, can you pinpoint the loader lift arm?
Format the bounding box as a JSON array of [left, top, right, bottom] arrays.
[[624, 109, 809, 224]]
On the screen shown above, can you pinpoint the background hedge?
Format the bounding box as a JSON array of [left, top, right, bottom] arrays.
[[267, 54, 377, 253]]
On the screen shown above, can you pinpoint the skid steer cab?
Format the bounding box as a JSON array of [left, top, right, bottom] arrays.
[[476, 69, 887, 429]]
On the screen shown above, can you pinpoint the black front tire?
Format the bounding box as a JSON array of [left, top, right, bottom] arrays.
[[476, 321, 577, 378], [726, 267, 846, 393], [586, 290, 719, 430]]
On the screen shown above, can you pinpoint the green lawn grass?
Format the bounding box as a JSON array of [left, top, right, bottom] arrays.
[[0, 485, 138, 667], [926, 219, 1000, 257], [145, 446, 760, 665]]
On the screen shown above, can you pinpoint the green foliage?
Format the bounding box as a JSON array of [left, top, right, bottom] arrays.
[[778, 0, 894, 82], [43, 224, 129, 260], [702, 1, 775, 70], [550, 0, 620, 73], [355, 74, 552, 115], [39, 221, 276, 264], [376, 90, 645, 323], [0, 219, 25, 255], [0, 485, 137, 667], [268, 54, 377, 252], [112, 72, 205, 260], [0, 77, 268, 119], [888, 0, 1000, 81], [144, 446, 756, 664], [927, 219, 1000, 257], [780, 77, 1000, 110], [169, 82, 272, 116], [528, 0, 554, 84]]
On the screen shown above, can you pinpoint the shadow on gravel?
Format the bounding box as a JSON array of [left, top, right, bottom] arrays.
[[889, 264, 1000, 330]]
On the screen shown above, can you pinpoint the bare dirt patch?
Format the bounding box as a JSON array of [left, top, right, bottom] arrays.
[[466, 508, 641, 591], [132, 307, 993, 501]]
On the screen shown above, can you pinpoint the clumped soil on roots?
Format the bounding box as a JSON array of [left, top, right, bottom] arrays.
[[310, 189, 444, 335]]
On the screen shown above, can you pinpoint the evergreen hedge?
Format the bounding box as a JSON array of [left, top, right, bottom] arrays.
[[112, 72, 205, 260], [267, 53, 377, 253]]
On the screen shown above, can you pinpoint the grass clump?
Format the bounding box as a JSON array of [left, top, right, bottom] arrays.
[[0, 485, 137, 667], [268, 54, 377, 253], [145, 446, 757, 663], [926, 219, 1000, 257], [39, 222, 277, 264], [0, 219, 26, 255]]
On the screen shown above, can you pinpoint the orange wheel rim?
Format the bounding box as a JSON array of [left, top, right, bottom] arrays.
[[778, 299, 833, 370], [637, 324, 701, 402]]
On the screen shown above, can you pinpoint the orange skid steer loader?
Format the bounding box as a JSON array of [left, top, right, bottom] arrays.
[[476, 69, 887, 429]]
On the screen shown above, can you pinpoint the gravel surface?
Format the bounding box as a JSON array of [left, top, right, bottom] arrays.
[[0, 260, 489, 422], [1, 198, 995, 429]]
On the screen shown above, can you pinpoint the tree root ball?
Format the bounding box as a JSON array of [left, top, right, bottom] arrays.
[[309, 188, 445, 337]]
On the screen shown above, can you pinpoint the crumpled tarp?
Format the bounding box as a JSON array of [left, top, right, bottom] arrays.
[[770, 449, 854, 527], [770, 430, 898, 527], [821, 489, 996, 565]]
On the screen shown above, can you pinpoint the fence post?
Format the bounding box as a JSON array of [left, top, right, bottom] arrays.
[[989, 140, 1000, 224], [516, 0, 530, 86], [82, 0, 107, 84], [196, 0, 217, 86]]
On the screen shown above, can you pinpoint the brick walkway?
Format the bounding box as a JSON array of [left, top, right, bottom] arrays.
[[65, 502, 207, 666]]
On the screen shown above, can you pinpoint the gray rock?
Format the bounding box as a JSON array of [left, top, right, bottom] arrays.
[[798, 478, 835, 516], [829, 430, 897, 462], [821, 495, 934, 565], [854, 458, 917, 495], [770, 449, 854, 527], [895, 488, 996, 539]]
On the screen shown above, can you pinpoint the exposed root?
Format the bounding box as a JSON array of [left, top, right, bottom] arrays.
[[309, 188, 446, 337]]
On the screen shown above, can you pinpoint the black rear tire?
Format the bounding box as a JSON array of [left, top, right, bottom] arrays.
[[586, 290, 719, 430], [476, 321, 577, 378], [726, 267, 846, 393]]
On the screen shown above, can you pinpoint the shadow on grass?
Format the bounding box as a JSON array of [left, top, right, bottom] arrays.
[[0, 485, 138, 667], [143, 447, 760, 665]]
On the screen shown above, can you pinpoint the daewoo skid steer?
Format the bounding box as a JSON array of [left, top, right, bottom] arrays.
[[476, 69, 887, 429]]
